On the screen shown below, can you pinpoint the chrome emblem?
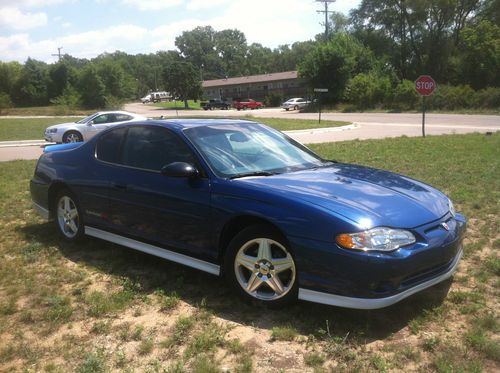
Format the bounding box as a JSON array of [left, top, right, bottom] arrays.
[[441, 222, 450, 231]]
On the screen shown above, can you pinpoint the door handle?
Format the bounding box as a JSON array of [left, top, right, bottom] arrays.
[[112, 183, 127, 190]]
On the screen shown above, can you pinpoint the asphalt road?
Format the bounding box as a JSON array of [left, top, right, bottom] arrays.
[[0, 104, 498, 161]]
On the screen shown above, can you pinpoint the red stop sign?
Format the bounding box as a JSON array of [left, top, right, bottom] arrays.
[[415, 75, 436, 96]]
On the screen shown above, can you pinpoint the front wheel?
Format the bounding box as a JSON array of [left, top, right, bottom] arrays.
[[62, 131, 83, 143], [55, 190, 84, 241], [225, 225, 298, 306]]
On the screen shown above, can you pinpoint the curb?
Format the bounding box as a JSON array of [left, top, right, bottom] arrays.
[[284, 123, 359, 135], [0, 140, 52, 148]]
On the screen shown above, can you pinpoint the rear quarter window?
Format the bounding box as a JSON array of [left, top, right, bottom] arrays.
[[95, 127, 127, 164]]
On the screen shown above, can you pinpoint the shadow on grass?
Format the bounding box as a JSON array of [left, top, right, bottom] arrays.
[[18, 222, 452, 345]]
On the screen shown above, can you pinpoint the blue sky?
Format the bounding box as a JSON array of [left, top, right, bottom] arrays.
[[0, 0, 361, 63]]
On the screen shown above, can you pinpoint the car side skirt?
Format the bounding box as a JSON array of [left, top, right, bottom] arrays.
[[84, 226, 221, 276], [298, 247, 463, 310], [33, 202, 50, 221]]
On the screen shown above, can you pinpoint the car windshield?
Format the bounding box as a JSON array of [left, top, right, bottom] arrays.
[[184, 122, 328, 178], [76, 113, 98, 124]]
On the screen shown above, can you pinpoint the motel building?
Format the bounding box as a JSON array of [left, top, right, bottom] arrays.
[[201, 71, 308, 102]]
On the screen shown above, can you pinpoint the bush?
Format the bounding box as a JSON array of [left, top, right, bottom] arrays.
[[389, 80, 419, 111], [428, 85, 476, 110], [345, 73, 391, 109], [264, 93, 283, 107], [471, 87, 500, 109], [0, 92, 12, 114]]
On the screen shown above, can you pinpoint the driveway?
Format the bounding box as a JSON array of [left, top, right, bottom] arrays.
[[1, 104, 498, 161]]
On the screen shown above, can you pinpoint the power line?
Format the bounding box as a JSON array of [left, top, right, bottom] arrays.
[[316, 0, 336, 39], [51, 47, 63, 62]]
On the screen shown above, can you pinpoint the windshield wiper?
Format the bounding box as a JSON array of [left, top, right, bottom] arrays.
[[229, 171, 277, 179]]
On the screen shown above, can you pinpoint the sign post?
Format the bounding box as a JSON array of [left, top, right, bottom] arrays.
[[415, 75, 436, 137], [314, 88, 328, 124]]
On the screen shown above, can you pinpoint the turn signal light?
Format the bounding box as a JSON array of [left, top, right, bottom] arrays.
[[336, 234, 355, 249]]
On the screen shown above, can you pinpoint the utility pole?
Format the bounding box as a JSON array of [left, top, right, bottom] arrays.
[[316, 0, 336, 39], [52, 47, 63, 62]]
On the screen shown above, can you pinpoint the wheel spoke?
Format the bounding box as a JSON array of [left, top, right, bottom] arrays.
[[68, 220, 78, 233], [69, 208, 78, 219], [272, 256, 293, 273], [64, 197, 70, 212], [266, 275, 285, 295], [246, 273, 263, 293], [257, 239, 272, 261], [236, 252, 256, 271]]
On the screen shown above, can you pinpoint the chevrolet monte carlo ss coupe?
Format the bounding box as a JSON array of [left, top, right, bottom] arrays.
[[30, 119, 466, 308]]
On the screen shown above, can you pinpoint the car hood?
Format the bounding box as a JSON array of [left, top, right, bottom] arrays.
[[237, 164, 449, 229], [46, 122, 77, 131]]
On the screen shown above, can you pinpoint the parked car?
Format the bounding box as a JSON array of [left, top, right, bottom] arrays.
[[281, 98, 311, 111], [44, 111, 146, 143], [141, 95, 151, 104], [233, 99, 263, 110], [201, 99, 231, 110], [31, 119, 466, 309]]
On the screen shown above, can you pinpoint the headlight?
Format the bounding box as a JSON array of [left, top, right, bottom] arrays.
[[47, 128, 57, 133], [336, 227, 416, 252], [448, 198, 456, 217]]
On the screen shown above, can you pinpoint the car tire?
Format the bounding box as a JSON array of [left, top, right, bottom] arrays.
[[62, 131, 83, 143], [54, 189, 84, 241], [224, 225, 298, 307], [294, 105, 298, 111], [285, 108, 289, 111]]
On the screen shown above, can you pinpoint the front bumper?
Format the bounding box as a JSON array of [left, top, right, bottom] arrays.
[[292, 213, 466, 309], [298, 246, 462, 309]]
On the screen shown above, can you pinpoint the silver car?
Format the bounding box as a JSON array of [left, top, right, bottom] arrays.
[[44, 111, 147, 143], [281, 98, 311, 111]]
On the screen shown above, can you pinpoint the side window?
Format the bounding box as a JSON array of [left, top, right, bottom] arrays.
[[115, 114, 132, 122], [93, 114, 109, 124], [96, 127, 127, 163], [122, 126, 196, 171]]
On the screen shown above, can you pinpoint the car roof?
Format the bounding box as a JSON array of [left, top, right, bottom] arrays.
[[132, 118, 259, 131], [94, 110, 141, 116]]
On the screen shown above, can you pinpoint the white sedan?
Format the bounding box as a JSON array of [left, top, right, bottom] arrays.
[[281, 98, 311, 111], [44, 111, 147, 143]]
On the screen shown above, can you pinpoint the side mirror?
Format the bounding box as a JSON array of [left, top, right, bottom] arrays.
[[87, 120, 94, 126], [161, 162, 199, 179]]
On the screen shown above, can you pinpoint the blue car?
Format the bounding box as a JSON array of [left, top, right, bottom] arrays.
[[30, 119, 466, 309]]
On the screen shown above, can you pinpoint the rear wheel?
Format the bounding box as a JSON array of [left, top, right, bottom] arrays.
[[225, 225, 297, 306], [55, 190, 84, 241], [294, 105, 298, 110], [62, 131, 83, 143]]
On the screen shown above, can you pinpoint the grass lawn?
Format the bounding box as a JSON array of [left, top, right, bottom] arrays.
[[0, 117, 82, 141], [0, 106, 94, 116], [152, 100, 202, 110], [0, 117, 349, 141], [0, 133, 498, 372]]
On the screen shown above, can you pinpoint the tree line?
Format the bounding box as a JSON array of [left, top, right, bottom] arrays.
[[0, 0, 498, 111]]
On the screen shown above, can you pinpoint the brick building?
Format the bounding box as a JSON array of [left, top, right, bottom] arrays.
[[201, 71, 308, 102]]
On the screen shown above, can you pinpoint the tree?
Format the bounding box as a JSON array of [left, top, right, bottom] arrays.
[[459, 20, 500, 88], [299, 34, 375, 102], [48, 62, 77, 100], [214, 29, 248, 76], [14, 58, 49, 106], [163, 61, 202, 108], [78, 65, 106, 108]]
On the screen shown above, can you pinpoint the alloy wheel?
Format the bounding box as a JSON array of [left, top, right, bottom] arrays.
[[234, 238, 296, 301]]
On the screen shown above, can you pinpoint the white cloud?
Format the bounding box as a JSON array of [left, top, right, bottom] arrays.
[[0, 0, 66, 8], [0, 25, 149, 62], [121, 0, 182, 11], [186, 0, 231, 11], [62, 21, 71, 28], [0, 7, 47, 30]]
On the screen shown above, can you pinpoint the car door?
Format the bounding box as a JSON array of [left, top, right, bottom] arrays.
[[105, 125, 214, 262], [85, 113, 116, 137]]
